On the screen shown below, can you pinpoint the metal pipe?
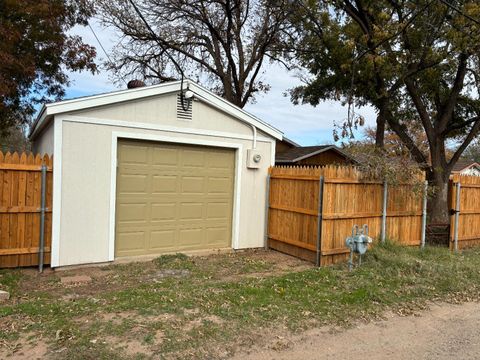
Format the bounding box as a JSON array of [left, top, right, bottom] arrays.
[[381, 180, 388, 243], [454, 182, 461, 252], [250, 124, 257, 149], [316, 176, 325, 267], [264, 173, 271, 250], [421, 180, 428, 249], [38, 164, 47, 273]]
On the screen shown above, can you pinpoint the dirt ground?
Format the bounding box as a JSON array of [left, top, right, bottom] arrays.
[[234, 301, 480, 360], [3, 247, 480, 359]]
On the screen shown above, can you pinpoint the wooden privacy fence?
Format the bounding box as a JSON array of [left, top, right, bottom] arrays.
[[266, 166, 426, 265], [0, 152, 53, 268], [450, 174, 480, 250]]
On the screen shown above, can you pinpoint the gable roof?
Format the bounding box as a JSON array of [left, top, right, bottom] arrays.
[[275, 145, 354, 163], [29, 79, 283, 140], [452, 160, 480, 172]]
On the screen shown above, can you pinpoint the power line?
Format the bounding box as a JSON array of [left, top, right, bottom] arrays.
[[87, 22, 128, 86], [127, 0, 185, 79], [127, 0, 190, 110], [437, 0, 480, 26]]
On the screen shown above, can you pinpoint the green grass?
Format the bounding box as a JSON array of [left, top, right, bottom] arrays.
[[0, 269, 22, 296], [2, 244, 480, 359]]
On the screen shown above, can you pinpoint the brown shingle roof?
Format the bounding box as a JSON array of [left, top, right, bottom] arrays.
[[275, 145, 354, 163], [452, 160, 480, 172]]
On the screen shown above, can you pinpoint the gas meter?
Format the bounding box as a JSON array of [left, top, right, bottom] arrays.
[[345, 224, 373, 271]]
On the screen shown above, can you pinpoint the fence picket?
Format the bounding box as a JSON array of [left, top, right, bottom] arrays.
[[0, 151, 53, 268], [267, 165, 425, 265]]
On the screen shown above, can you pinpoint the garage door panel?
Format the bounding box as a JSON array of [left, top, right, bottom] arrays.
[[115, 139, 234, 257], [179, 228, 204, 247], [151, 175, 178, 193], [117, 174, 149, 194], [151, 203, 176, 221], [206, 227, 230, 245], [117, 203, 148, 223], [179, 202, 204, 220], [149, 230, 176, 249], [207, 177, 233, 194], [181, 150, 206, 167], [152, 147, 179, 165], [119, 144, 149, 164], [207, 202, 230, 219], [116, 231, 147, 254], [181, 176, 205, 193]]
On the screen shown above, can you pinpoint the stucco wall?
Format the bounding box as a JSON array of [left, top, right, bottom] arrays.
[[32, 120, 54, 155], [54, 92, 274, 267]]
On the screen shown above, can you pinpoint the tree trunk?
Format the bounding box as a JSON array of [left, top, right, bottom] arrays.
[[375, 114, 385, 148], [375, 102, 387, 148], [427, 170, 450, 224]]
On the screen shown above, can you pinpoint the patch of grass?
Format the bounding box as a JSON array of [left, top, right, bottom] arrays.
[[0, 269, 22, 296], [153, 253, 196, 271], [2, 244, 480, 359]]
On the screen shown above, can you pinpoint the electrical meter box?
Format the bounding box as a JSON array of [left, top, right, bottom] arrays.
[[246, 149, 262, 169]]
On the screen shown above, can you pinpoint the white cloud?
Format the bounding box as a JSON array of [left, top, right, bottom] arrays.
[[64, 21, 377, 145]]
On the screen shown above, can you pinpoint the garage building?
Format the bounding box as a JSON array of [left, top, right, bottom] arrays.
[[30, 80, 282, 267]]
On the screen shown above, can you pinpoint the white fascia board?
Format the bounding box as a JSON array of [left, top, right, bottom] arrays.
[[188, 82, 283, 140], [30, 79, 283, 141]]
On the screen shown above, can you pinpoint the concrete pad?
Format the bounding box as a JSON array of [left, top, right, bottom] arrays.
[[60, 275, 92, 285], [0, 290, 10, 301]]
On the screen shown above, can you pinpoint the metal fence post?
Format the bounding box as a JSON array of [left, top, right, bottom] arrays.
[[454, 182, 461, 252], [421, 180, 428, 249], [381, 180, 388, 243], [264, 173, 271, 251], [38, 164, 47, 273], [316, 176, 325, 267]]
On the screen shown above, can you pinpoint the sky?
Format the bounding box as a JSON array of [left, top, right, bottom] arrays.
[[65, 20, 377, 146]]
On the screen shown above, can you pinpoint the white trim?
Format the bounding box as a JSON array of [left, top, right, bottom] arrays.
[[61, 115, 273, 143], [108, 132, 118, 261], [109, 131, 243, 259], [51, 116, 63, 267], [30, 80, 283, 140]]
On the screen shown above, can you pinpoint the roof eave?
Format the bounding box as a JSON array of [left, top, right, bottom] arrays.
[[29, 80, 283, 141]]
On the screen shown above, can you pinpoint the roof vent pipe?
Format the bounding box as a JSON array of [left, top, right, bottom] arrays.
[[127, 80, 146, 89]]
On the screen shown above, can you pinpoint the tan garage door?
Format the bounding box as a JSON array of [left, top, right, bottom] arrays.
[[115, 139, 235, 257]]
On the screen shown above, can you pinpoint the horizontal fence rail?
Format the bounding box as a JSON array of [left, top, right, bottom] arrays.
[[0, 151, 53, 268], [267, 166, 425, 265]]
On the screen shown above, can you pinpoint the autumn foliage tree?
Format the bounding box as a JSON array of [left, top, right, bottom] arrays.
[[289, 0, 480, 223], [0, 0, 97, 137]]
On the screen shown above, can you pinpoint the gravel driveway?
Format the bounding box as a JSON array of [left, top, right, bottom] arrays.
[[234, 302, 480, 360]]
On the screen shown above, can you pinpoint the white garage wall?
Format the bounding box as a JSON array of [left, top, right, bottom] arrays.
[[32, 120, 54, 155], [54, 93, 274, 267]]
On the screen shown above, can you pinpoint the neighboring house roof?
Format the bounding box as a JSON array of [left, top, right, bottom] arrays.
[[451, 160, 480, 173], [29, 79, 283, 140], [281, 136, 300, 147], [275, 145, 355, 163]]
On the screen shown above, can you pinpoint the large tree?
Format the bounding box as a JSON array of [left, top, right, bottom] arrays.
[[289, 0, 480, 223], [97, 0, 292, 107], [0, 0, 97, 137]]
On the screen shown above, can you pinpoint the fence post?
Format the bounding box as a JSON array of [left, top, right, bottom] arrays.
[[264, 173, 271, 251], [454, 182, 461, 252], [38, 164, 47, 273], [381, 180, 388, 243], [316, 176, 325, 267], [421, 180, 428, 249]]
